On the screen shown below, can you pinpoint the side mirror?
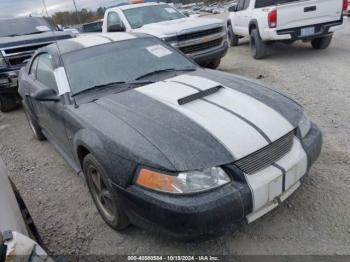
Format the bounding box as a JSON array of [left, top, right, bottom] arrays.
[[107, 24, 126, 32], [31, 89, 60, 102], [228, 5, 237, 12]]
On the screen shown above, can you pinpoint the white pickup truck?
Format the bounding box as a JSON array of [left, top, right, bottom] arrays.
[[101, 2, 228, 68], [227, 0, 348, 59]]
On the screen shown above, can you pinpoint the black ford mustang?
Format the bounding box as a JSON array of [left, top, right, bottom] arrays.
[[18, 33, 322, 239]]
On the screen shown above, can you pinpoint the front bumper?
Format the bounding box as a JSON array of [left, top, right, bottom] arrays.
[[189, 40, 228, 65], [0, 70, 19, 94], [112, 123, 322, 239]]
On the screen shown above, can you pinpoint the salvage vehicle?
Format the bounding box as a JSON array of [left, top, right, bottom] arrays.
[[0, 158, 51, 261], [0, 16, 73, 112], [18, 33, 322, 239], [227, 0, 348, 58], [102, 2, 228, 68]]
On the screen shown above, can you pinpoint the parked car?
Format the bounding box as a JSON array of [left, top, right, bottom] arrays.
[[19, 33, 322, 239], [102, 2, 228, 69], [227, 0, 348, 59], [347, 0, 350, 16], [0, 16, 73, 112], [0, 158, 50, 261]]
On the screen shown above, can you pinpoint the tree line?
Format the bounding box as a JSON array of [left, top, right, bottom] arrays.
[[51, 7, 106, 27]]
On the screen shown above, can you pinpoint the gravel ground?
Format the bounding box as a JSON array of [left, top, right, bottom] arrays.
[[0, 21, 349, 256]]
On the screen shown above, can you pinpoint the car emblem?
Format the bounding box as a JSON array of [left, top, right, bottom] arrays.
[[202, 37, 210, 43]]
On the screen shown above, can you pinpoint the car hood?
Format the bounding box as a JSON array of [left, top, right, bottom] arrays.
[[133, 17, 224, 37], [84, 71, 303, 172], [0, 31, 72, 49]]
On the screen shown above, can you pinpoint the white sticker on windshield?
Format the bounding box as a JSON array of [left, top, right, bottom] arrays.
[[36, 26, 50, 32], [165, 8, 177, 13], [146, 45, 173, 58]]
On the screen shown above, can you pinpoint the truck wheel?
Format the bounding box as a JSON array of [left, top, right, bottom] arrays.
[[228, 25, 239, 46], [206, 59, 221, 69], [311, 35, 333, 50], [23, 106, 46, 141], [83, 154, 130, 231], [0, 95, 17, 112], [250, 29, 270, 59]]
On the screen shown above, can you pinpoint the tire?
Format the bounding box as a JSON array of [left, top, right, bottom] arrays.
[[250, 29, 270, 59], [206, 59, 221, 69], [0, 95, 18, 112], [311, 35, 333, 50], [228, 25, 239, 46], [23, 106, 46, 141], [83, 154, 130, 231]]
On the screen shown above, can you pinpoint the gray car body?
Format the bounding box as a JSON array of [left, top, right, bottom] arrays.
[[18, 36, 305, 188]]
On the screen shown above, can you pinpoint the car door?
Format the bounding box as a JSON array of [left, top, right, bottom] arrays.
[[239, 0, 251, 36], [232, 0, 246, 35], [30, 53, 73, 157]]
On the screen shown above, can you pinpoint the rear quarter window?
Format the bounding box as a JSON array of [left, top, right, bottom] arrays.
[[255, 0, 302, 8]]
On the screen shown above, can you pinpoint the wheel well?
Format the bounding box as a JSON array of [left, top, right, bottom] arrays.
[[77, 146, 90, 169], [249, 23, 257, 34]]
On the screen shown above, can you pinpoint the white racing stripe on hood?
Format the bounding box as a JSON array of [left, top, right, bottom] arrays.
[[170, 74, 294, 142], [136, 81, 269, 160]]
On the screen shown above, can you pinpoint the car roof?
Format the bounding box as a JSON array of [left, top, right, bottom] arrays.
[[109, 2, 165, 11], [38, 33, 147, 57]]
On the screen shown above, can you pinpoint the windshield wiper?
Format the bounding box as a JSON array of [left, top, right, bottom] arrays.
[[72, 80, 155, 97], [8, 31, 47, 37], [71, 81, 127, 97], [135, 68, 196, 81]]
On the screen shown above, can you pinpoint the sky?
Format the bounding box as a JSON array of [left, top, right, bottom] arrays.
[[0, 0, 122, 18]]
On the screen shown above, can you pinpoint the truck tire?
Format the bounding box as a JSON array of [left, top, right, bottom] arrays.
[[0, 95, 17, 112], [206, 59, 221, 69], [250, 29, 270, 59], [23, 106, 46, 141], [228, 25, 239, 46], [311, 35, 333, 50]]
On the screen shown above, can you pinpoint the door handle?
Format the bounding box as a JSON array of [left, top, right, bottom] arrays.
[[304, 6, 316, 12]]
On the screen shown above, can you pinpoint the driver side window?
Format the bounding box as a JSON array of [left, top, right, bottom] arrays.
[[36, 53, 58, 92], [29, 56, 39, 78], [107, 12, 123, 30], [237, 0, 246, 11]]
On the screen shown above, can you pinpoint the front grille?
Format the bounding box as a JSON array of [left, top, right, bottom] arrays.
[[234, 131, 295, 174], [177, 26, 223, 42], [8, 55, 32, 66], [179, 38, 223, 54]]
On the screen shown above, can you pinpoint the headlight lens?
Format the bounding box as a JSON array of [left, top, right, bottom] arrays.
[[136, 167, 231, 194], [299, 112, 311, 138]]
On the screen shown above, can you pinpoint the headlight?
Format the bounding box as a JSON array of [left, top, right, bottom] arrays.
[[299, 112, 311, 138], [136, 167, 231, 194], [162, 36, 178, 47], [0, 53, 7, 67]]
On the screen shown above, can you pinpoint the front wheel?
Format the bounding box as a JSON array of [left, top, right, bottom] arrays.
[[0, 95, 18, 112], [311, 35, 333, 50], [228, 25, 239, 46], [84, 154, 130, 231], [250, 29, 270, 59], [206, 59, 221, 69]]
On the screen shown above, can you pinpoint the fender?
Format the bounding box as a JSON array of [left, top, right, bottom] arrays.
[[249, 19, 262, 38], [73, 128, 137, 187]]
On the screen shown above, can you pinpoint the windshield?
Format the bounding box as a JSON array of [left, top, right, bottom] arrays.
[[63, 37, 196, 95], [0, 17, 52, 37], [123, 4, 186, 29]]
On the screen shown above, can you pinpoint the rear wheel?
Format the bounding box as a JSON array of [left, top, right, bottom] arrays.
[[311, 35, 333, 50], [250, 29, 270, 59], [84, 154, 130, 231], [23, 106, 46, 141], [228, 25, 239, 46], [0, 95, 18, 112], [206, 58, 221, 69]]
